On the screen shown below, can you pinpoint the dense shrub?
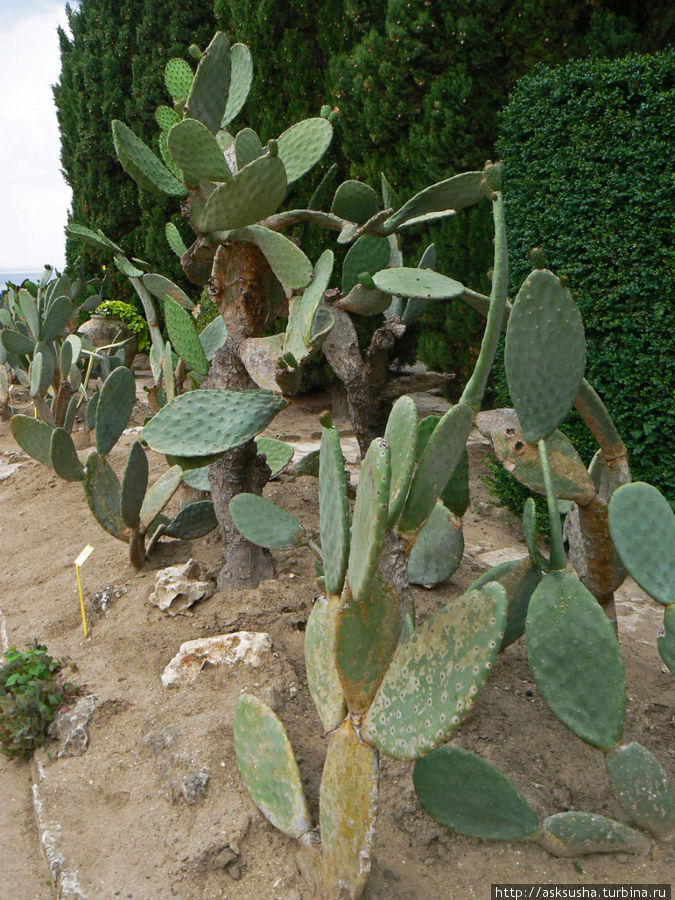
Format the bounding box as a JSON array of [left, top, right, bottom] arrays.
[[495, 49, 675, 502]]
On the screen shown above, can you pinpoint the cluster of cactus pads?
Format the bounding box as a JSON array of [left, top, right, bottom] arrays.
[[10, 365, 219, 567], [229, 253, 673, 895], [0, 268, 104, 426]]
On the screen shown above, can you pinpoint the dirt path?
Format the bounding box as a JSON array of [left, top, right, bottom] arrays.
[[0, 388, 673, 899]]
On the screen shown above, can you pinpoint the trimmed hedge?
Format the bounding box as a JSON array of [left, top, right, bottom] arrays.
[[495, 50, 675, 501]]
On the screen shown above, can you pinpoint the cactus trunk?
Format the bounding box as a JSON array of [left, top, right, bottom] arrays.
[[204, 242, 277, 588]]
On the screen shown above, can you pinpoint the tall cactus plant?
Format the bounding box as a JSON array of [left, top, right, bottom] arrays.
[[227, 168, 514, 895], [412, 263, 673, 857]]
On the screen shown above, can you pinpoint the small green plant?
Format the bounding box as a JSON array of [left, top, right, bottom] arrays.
[[95, 300, 150, 354], [0, 642, 77, 760]]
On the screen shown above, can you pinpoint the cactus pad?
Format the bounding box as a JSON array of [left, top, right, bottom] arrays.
[[120, 441, 148, 528], [164, 57, 193, 103], [319, 719, 378, 899], [165, 222, 187, 258], [505, 270, 586, 443], [331, 180, 380, 224], [18, 288, 39, 339], [337, 284, 391, 316], [221, 43, 253, 125], [42, 295, 74, 342], [139, 465, 182, 528], [234, 127, 263, 168], [165, 500, 218, 539], [317, 424, 350, 596], [347, 438, 391, 605], [229, 225, 313, 293], [485, 411, 596, 504], [229, 493, 305, 549], [399, 403, 473, 535], [199, 155, 286, 232], [283, 250, 334, 364], [336, 570, 405, 714], [373, 267, 465, 300], [256, 438, 293, 476], [50, 428, 84, 482], [198, 316, 227, 360], [525, 570, 625, 749], [401, 243, 436, 326], [154, 105, 180, 133], [112, 121, 187, 197], [234, 694, 311, 839], [167, 118, 232, 185], [538, 812, 650, 858], [185, 32, 230, 134], [95, 365, 136, 456], [413, 746, 540, 840], [1, 329, 34, 357], [162, 297, 209, 375], [362, 583, 507, 759], [341, 235, 391, 295], [10, 415, 53, 467], [384, 171, 485, 232], [608, 482, 674, 606], [305, 595, 346, 731], [276, 117, 333, 184], [408, 502, 464, 587], [83, 453, 126, 540], [142, 273, 194, 309], [469, 558, 542, 649], [441, 448, 470, 517], [606, 742, 675, 840], [142, 389, 286, 457], [384, 395, 418, 528]]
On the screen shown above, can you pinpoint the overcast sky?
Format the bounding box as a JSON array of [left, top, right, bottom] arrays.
[[1, 0, 71, 270]]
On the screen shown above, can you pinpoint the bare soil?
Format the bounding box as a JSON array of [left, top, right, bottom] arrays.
[[0, 383, 672, 900]]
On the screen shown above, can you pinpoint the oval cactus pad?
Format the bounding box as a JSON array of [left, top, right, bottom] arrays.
[[525, 570, 625, 749], [608, 482, 675, 606], [276, 117, 333, 184], [234, 694, 311, 839], [407, 502, 464, 588], [658, 605, 675, 674], [142, 389, 286, 457], [606, 742, 675, 841], [505, 269, 585, 442], [199, 155, 287, 232], [363, 583, 507, 759], [413, 746, 540, 840], [318, 425, 350, 597], [305, 596, 346, 732], [347, 438, 391, 605], [319, 719, 378, 900], [538, 812, 650, 858], [384, 395, 418, 528], [230, 493, 305, 549]]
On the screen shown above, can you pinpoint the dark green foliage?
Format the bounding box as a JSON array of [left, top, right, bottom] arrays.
[[54, 1, 217, 291], [497, 50, 675, 501], [0, 642, 77, 760], [327, 0, 673, 385]]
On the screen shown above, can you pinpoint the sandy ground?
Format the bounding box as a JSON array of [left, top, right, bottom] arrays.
[[0, 383, 673, 900]]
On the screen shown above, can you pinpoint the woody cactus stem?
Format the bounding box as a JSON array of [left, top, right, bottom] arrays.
[[205, 242, 277, 589]]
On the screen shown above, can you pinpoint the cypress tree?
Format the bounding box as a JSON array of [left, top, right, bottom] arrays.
[[54, 1, 216, 289]]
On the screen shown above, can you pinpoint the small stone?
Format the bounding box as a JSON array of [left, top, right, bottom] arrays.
[[181, 771, 210, 805], [161, 632, 272, 687], [49, 695, 97, 757], [148, 559, 213, 615]]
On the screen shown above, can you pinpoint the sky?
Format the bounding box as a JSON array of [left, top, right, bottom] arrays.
[[0, 0, 72, 271]]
